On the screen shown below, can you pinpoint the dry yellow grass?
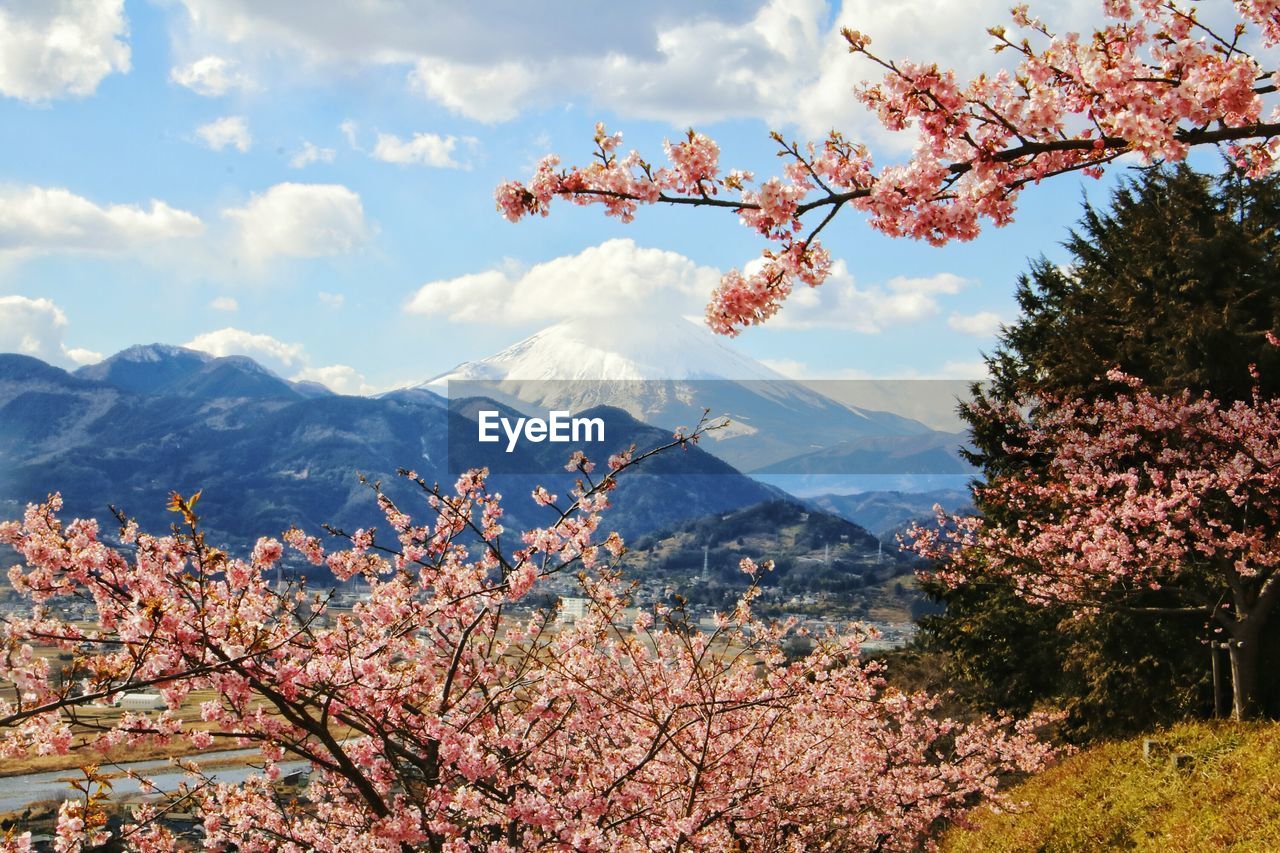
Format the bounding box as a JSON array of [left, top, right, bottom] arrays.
[[942, 720, 1280, 852]]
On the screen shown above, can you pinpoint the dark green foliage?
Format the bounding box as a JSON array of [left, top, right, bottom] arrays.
[[918, 575, 1217, 739], [915, 576, 1066, 718], [981, 164, 1280, 408], [922, 164, 1280, 738]]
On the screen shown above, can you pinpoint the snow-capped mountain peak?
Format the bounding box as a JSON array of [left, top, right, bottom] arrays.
[[105, 343, 211, 366], [425, 316, 783, 385], [404, 316, 936, 472]]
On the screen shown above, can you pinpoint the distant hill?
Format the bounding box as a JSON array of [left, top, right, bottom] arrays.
[[74, 343, 215, 394], [626, 499, 919, 620], [751, 431, 976, 477], [0, 348, 785, 560], [75, 343, 332, 400], [809, 488, 974, 540]]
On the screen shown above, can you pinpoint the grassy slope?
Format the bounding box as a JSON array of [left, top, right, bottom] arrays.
[[942, 721, 1280, 852]]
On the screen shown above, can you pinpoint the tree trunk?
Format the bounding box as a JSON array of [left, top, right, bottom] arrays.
[[1228, 631, 1262, 721], [1224, 577, 1279, 722]]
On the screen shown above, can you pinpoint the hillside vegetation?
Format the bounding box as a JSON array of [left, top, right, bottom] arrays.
[[942, 721, 1280, 851], [625, 499, 921, 619]]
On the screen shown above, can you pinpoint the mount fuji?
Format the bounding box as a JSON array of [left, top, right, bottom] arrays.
[[424, 316, 781, 384], [407, 316, 942, 473]]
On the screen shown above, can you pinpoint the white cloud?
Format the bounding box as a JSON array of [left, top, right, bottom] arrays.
[[940, 359, 990, 379], [318, 291, 344, 309], [406, 240, 968, 332], [0, 295, 101, 367], [371, 132, 472, 168], [0, 295, 68, 363], [948, 310, 1004, 337], [167, 0, 831, 126], [222, 183, 370, 262], [196, 115, 252, 152], [407, 60, 539, 123], [164, 0, 1111, 139], [788, 0, 1014, 143], [292, 363, 375, 395], [339, 119, 359, 148], [0, 0, 130, 102], [290, 141, 335, 168], [170, 54, 253, 96], [403, 1, 829, 126], [210, 296, 238, 311], [184, 327, 305, 371], [0, 182, 375, 277], [184, 325, 377, 395], [405, 238, 716, 324], [759, 358, 811, 379], [773, 262, 969, 332], [889, 273, 966, 296], [0, 185, 203, 254], [64, 346, 104, 365]]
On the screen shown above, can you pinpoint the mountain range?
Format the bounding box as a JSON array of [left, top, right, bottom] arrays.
[[0, 319, 978, 573], [0, 345, 781, 552]]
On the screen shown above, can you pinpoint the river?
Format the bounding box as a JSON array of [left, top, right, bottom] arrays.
[[0, 749, 309, 814]]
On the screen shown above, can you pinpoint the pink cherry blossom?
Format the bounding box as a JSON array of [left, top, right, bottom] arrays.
[[909, 367, 1280, 720], [497, 0, 1280, 335], [0, 421, 1053, 849]]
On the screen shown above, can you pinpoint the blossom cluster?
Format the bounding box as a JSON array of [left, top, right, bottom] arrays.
[[496, 0, 1279, 335], [909, 371, 1280, 607], [906, 367, 1280, 719], [0, 430, 1053, 850]]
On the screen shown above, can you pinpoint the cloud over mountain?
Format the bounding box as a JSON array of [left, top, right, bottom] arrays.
[[772, 263, 969, 333], [0, 295, 101, 367], [184, 326, 376, 395], [405, 239, 717, 324], [406, 239, 968, 335]]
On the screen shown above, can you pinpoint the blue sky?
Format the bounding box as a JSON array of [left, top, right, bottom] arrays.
[[0, 0, 1196, 393]]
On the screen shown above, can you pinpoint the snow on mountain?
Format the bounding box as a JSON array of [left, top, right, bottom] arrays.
[[75, 344, 320, 400], [75, 344, 216, 394], [112, 343, 210, 364], [425, 316, 783, 384], [410, 316, 939, 472]]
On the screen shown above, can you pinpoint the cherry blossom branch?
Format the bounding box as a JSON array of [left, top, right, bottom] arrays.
[[496, 0, 1280, 336]]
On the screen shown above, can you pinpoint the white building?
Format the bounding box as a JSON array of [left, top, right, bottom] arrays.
[[559, 596, 589, 623], [116, 692, 165, 711]]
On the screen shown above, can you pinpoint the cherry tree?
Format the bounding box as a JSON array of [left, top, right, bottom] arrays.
[[0, 430, 1052, 852], [910, 368, 1280, 720], [496, 0, 1279, 336]]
